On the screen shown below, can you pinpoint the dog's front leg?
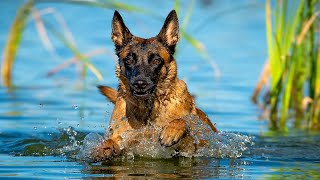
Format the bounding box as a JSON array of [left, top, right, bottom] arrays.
[[159, 119, 187, 147], [91, 138, 121, 162]]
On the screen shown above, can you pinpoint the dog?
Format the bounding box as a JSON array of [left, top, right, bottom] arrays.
[[92, 10, 217, 161]]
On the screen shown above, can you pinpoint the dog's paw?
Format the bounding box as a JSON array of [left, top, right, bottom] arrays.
[[159, 119, 187, 147], [91, 139, 120, 162]]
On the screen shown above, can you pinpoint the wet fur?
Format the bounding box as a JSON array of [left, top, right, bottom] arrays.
[[92, 10, 217, 161]]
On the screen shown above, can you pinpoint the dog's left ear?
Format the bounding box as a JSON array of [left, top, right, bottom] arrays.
[[157, 10, 179, 54], [112, 10, 133, 50]]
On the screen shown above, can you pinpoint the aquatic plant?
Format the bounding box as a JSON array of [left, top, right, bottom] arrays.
[[174, 0, 220, 78], [252, 0, 319, 131], [1, 0, 218, 87], [1, 0, 34, 87], [1, 0, 142, 87]]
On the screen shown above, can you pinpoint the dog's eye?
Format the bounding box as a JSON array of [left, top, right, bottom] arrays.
[[125, 57, 134, 65], [151, 58, 161, 65]]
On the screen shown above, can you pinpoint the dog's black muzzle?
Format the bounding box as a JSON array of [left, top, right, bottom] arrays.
[[130, 76, 154, 99]]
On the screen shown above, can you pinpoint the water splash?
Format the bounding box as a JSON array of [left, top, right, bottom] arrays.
[[77, 132, 104, 161], [0, 116, 252, 161], [72, 105, 78, 110], [58, 126, 82, 157], [79, 115, 253, 160], [0, 126, 85, 157]]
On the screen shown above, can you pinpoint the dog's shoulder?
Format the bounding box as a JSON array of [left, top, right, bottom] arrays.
[[155, 79, 196, 116], [171, 79, 193, 100]]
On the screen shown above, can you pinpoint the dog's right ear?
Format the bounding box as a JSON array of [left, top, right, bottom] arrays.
[[157, 10, 179, 54], [111, 11, 133, 50]]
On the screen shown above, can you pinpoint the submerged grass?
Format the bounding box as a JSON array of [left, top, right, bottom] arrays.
[[254, 0, 320, 131]]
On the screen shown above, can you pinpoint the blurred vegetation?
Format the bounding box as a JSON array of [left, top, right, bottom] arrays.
[[5, 0, 319, 132], [1, 0, 33, 87], [1, 0, 219, 88], [253, 0, 319, 131]]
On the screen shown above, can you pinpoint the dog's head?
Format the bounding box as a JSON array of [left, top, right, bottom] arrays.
[[111, 10, 179, 99]]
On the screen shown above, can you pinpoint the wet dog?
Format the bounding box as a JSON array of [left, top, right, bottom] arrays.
[[92, 10, 217, 161]]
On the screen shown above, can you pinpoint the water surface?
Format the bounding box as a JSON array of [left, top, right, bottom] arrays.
[[0, 0, 319, 179]]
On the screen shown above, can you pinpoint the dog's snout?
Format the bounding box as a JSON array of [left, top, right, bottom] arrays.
[[133, 80, 148, 89]]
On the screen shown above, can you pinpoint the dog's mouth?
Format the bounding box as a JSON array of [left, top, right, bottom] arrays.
[[131, 87, 155, 99], [133, 91, 150, 98]]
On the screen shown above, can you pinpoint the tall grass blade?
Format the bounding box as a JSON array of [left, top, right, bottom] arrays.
[[266, 0, 281, 89], [312, 41, 320, 128], [279, 52, 296, 131], [32, 8, 59, 59], [181, 0, 194, 29], [37, 8, 77, 47], [266, 0, 281, 129], [278, 1, 304, 130], [46, 23, 103, 81], [181, 30, 221, 78], [282, 1, 304, 54], [1, 0, 34, 87], [107, 0, 147, 13], [47, 48, 107, 77], [296, 12, 319, 45], [315, 43, 320, 102], [252, 60, 270, 104], [174, 0, 180, 16], [37, 0, 150, 14]]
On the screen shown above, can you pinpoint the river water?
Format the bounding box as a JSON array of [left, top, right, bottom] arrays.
[[0, 0, 319, 179]]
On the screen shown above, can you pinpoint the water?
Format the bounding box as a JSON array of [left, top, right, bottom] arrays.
[[1, 0, 320, 179]]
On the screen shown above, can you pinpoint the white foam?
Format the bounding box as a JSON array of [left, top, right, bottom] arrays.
[[78, 115, 253, 160]]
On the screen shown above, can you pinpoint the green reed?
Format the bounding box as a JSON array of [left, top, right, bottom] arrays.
[[1, 0, 33, 87], [264, 0, 319, 131], [174, 0, 220, 78]]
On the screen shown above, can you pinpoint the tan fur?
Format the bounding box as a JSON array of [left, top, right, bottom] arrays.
[[92, 10, 217, 162], [98, 85, 118, 104], [94, 67, 217, 161]]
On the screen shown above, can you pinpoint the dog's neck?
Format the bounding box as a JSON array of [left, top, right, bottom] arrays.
[[119, 78, 177, 125], [120, 91, 153, 126]]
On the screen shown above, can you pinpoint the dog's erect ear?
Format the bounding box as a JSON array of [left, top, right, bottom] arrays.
[[157, 10, 179, 53], [112, 11, 133, 50]]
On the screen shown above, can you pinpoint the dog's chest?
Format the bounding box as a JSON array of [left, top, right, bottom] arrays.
[[150, 97, 192, 127]]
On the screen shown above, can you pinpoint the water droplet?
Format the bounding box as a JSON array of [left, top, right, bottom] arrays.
[[77, 124, 80, 127], [72, 105, 78, 110], [33, 127, 37, 130], [39, 104, 43, 108], [58, 122, 62, 125]]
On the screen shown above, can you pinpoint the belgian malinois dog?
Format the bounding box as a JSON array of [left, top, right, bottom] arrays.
[[92, 10, 217, 161]]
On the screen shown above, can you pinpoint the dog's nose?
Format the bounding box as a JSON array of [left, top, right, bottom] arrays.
[[133, 80, 148, 89]]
